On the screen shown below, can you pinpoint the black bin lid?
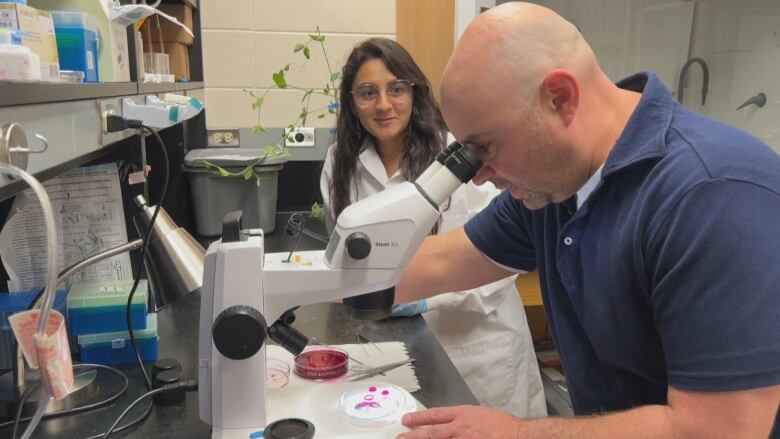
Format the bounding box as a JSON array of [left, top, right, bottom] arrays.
[[183, 147, 287, 169], [264, 418, 315, 439]]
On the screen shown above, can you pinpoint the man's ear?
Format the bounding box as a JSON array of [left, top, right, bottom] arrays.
[[541, 70, 579, 127]]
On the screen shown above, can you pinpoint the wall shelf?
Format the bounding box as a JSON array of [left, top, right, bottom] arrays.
[[0, 0, 204, 203], [0, 82, 204, 108], [0, 83, 138, 107], [176, 81, 203, 91]]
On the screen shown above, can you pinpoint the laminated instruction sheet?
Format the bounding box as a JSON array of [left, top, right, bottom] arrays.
[[0, 163, 132, 292]]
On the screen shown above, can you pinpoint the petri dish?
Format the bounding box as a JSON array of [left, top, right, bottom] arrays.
[[293, 346, 349, 380], [267, 357, 290, 389], [337, 382, 417, 428]]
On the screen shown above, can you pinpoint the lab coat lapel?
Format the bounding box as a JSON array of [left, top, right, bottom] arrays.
[[358, 142, 403, 191]]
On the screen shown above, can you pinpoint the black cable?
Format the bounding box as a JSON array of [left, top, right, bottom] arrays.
[[7, 123, 174, 438], [4, 363, 129, 437], [125, 125, 171, 391], [10, 375, 37, 439], [100, 380, 197, 439], [81, 400, 152, 439], [285, 212, 305, 262]]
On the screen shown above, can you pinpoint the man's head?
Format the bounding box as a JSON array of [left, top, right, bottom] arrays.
[[442, 2, 611, 209]]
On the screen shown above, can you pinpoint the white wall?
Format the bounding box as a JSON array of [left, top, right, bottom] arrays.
[[534, 0, 780, 153], [199, 0, 396, 130]]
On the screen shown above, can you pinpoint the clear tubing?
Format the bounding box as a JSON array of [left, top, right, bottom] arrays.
[[0, 163, 59, 439]]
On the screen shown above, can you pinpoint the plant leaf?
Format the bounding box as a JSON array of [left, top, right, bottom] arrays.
[[263, 145, 276, 156], [330, 72, 340, 81], [309, 202, 325, 219], [283, 63, 291, 71], [251, 97, 264, 110], [318, 113, 326, 118], [272, 71, 287, 88], [203, 161, 231, 177], [294, 43, 305, 53], [309, 33, 324, 42], [251, 124, 266, 133], [303, 46, 310, 59]]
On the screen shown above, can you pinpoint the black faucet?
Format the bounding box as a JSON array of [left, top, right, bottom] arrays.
[[677, 57, 709, 106]]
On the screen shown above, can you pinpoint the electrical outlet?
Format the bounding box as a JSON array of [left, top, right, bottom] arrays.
[[97, 98, 127, 146], [285, 127, 315, 147], [208, 130, 240, 147]]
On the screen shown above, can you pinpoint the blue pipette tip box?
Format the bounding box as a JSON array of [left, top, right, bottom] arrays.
[[67, 279, 148, 336], [78, 314, 158, 365]]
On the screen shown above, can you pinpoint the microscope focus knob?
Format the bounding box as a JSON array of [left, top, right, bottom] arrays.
[[212, 305, 267, 360], [345, 232, 371, 260]]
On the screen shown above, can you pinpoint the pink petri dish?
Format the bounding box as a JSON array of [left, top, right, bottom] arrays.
[[293, 346, 349, 380]]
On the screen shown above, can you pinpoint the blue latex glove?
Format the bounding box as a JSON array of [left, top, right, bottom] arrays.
[[390, 299, 428, 317]]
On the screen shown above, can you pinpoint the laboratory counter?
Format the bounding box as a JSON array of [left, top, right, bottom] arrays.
[[5, 212, 477, 438]]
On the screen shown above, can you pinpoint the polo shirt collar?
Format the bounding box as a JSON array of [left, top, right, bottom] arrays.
[[602, 71, 674, 177]]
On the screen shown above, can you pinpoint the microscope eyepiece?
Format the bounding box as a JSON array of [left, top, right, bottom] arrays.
[[443, 145, 482, 183]]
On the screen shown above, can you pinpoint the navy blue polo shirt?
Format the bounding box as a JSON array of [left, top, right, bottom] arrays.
[[465, 72, 780, 433]]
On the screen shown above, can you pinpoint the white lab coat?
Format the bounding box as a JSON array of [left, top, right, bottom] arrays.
[[320, 141, 547, 418]]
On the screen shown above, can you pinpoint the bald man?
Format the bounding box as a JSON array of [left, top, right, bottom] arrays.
[[393, 2, 780, 438]]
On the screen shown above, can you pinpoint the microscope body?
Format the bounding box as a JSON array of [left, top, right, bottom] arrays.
[[198, 143, 480, 438]]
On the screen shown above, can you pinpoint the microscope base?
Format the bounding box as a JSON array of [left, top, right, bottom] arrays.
[[211, 381, 422, 439]]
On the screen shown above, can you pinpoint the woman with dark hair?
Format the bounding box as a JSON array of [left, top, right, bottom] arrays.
[[320, 38, 546, 418]]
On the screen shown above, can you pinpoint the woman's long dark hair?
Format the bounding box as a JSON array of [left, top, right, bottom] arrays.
[[330, 38, 448, 220]]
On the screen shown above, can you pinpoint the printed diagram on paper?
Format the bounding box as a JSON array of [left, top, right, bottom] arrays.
[[0, 164, 133, 292]]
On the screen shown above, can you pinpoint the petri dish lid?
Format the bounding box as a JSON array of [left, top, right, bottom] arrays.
[[264, 418, 315, 439], [337, 382, 417, 429]]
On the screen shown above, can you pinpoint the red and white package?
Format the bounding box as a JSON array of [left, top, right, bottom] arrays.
[[9, 309, 74, 400]]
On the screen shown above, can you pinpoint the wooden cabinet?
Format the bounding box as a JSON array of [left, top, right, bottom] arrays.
[[396, 0, 455, 101]]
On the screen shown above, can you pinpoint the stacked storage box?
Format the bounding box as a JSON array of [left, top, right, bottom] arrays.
[[0, 2, 60, 82], [149, 3, 193, 81], [67, 279, 158, 365]]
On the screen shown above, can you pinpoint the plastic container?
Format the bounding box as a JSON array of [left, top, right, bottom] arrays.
[[293, 346, 349, 380], [59, 70, 84, 83], [0, 288, 67, 370], [78, 314, 158, 365], [67, 280, 148, 336], [183, 148, 286, 237], [0, 28, 41, 81], [50, 11, 99, 83], [267, 357, 290, 389]]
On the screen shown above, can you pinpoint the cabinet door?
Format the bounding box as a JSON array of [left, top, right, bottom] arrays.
[[396, 0, 456, 101]]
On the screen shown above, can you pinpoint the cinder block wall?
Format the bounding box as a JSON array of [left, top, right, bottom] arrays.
[[199, 0, 396, 130]]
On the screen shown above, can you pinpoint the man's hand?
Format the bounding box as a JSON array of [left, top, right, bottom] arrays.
[[397, 405, 524, 439]]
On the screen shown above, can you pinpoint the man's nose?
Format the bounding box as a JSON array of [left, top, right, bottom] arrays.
[[472, 166, 494, 185]]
